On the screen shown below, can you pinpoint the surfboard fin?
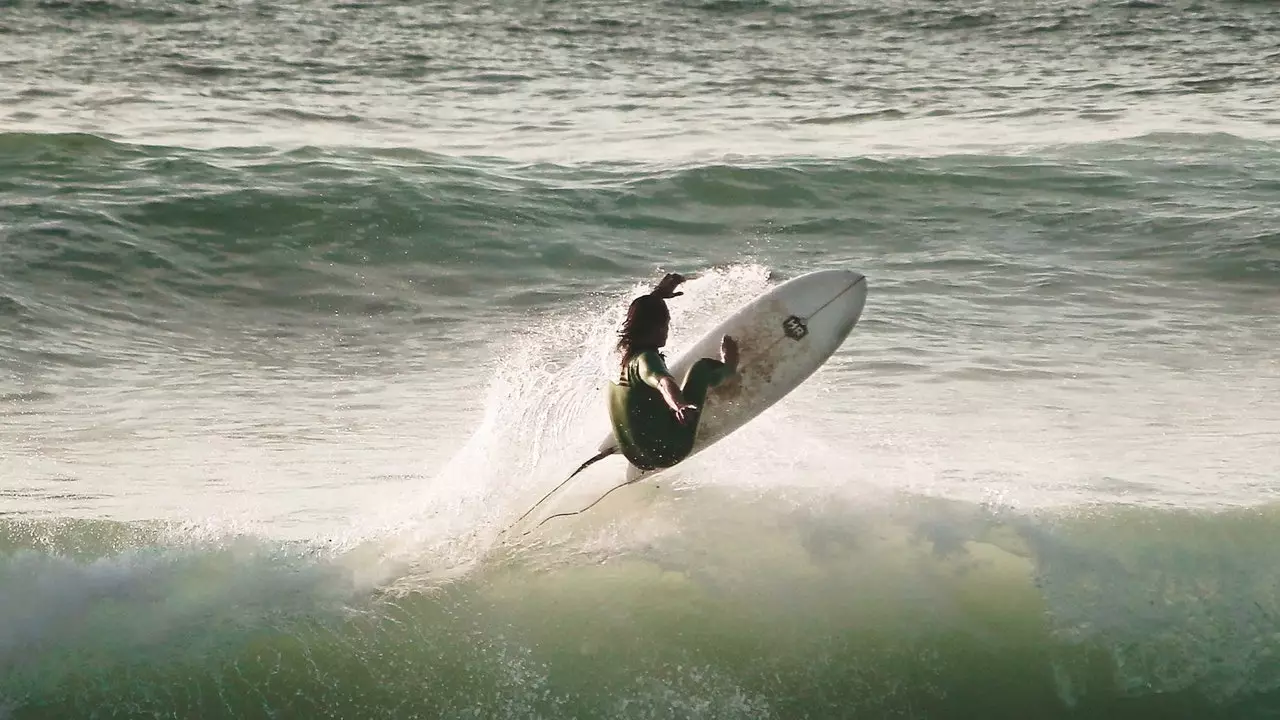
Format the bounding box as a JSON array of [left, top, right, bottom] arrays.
[[502, 447, 617, 535]]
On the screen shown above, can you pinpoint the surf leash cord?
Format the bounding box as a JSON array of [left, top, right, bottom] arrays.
[[501, 447, 617, 535], [521, 476, 637, 535]]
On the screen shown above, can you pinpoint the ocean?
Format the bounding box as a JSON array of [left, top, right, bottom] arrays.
[[2, 0, 1279, 717]]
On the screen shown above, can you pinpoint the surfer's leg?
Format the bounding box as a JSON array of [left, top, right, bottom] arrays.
[[620, 359, 728, 470], [638, 358, 727, 467], [679, 358, 728, 408]]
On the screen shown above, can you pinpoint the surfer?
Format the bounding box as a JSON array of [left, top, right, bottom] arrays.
[[505, 272, 743, 534], [509, 267, 865, 535], [608, 273, 739, 471]]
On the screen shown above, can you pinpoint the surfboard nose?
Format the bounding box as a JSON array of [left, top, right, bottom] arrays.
[[842, 269, 866, 288], [787, 268, 867, 302], [841, 270, 868, 319], [783, 267, 863, 286], [846, 269, 867, 292]]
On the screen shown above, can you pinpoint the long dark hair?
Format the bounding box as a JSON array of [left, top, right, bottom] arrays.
[[616, 294, 669, 364]]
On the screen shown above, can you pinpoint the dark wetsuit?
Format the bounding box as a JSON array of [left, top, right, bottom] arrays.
[[607, 350, 732, 471]]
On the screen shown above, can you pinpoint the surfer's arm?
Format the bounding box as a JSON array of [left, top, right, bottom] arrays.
[[637, 352, 697, 423]]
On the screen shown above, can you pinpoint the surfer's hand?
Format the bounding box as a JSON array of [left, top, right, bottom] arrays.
[[653, 272, 686, 299], [674, 403, 698, 424]]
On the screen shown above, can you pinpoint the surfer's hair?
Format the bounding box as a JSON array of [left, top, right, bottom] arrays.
[[617, 293, 670, 361]]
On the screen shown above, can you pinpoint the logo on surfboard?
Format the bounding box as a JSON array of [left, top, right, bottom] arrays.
[[782, 315, 808, 340]]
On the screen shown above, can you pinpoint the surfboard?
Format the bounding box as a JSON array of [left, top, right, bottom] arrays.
[[602, 268, 868, 481], [507, 268, 867, 535]]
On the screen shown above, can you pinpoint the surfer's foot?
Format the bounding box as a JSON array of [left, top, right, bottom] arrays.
[[720, 334, 739, 370]]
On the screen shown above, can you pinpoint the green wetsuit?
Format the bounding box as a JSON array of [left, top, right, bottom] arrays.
[[607, 350, 732, 471]]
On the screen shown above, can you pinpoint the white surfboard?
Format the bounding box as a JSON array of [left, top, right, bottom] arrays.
[[602, 268, 868, 481]]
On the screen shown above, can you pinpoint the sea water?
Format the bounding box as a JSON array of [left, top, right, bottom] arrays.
[[2, 0, 1279, 716]]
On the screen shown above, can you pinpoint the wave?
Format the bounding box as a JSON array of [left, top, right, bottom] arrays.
[[6, 497, 1280, 718], [1, 130, 1276, 369]]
